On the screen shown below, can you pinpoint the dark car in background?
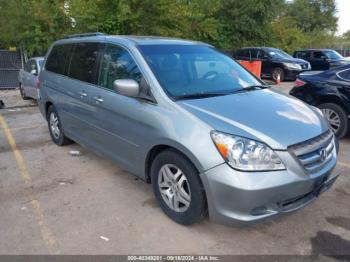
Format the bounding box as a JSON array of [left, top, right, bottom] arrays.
[[234, 47, 311, 81], [293, 49, 350, 71], [290, 65, 350, 138]]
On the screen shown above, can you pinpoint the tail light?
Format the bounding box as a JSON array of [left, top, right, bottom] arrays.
[[294, 78, 306, 87], [36, 79, 41, 89]]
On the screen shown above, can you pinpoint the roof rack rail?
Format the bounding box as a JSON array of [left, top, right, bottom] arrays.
[[64, 32, 106, 39]]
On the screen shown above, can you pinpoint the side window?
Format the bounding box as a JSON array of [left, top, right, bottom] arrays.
[[241, 50, 250, 59], [24, 60, 32, 72], [249, 49, 258, 60], [295, 51, 310, 59], [314, 51, 324, 59], [338, 69, 350, 81], [257, 50, 267, 59], [98, 44, 142, 90], [68, 42, 101, 84], [30, 60, 37, 72], [46, 44, 72, 75]]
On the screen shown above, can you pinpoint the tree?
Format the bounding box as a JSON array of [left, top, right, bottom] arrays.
[[0, 0, 71, 56], [216, 0, 284, 49], [284, 0, 338, 34]]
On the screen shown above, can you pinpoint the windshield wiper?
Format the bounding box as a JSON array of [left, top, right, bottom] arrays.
[[230, 85, 269, 94], [173, 92, 227, 100], [245, 84, 270, 90]]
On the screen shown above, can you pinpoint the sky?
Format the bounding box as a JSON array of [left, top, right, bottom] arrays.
[[336, 0, 350, 35]]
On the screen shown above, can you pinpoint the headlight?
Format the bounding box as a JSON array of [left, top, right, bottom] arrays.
[[284, 63, 302, 70], [211, 131, 285, 171]]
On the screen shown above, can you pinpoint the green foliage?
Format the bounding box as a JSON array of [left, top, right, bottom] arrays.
[[0, 0, 343, 56], [216, 0, 284, 49], [0, 0, 71, 55]]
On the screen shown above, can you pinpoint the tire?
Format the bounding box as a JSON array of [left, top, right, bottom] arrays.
[[319, 103, 348, 139], [19, 84, 29, 100], [272, 67, 285, 82], [150, 149, 207, 225], [47, 105, 73, 146]]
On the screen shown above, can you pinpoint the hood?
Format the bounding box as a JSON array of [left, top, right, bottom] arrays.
[[273, 57, 308, 64], [177, 89, 329, 149]]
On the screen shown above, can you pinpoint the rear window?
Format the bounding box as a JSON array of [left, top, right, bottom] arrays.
[[68, 42, 101, 84], [235, 49, 249, 58], [46, 44, 72, 75]]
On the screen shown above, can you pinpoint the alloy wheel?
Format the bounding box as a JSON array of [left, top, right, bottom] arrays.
[[49, 112, 60, 139], [322, 108, 341, 133], [158, 164, 191, 212]]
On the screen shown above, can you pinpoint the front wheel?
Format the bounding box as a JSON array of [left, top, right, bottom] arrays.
[[319, 103, 348, 138], [151, 149, 207, 225], [272, 67, 285, 82]]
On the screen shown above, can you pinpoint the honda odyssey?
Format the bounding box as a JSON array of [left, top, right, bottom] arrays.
[[38, 33, 340, 225]]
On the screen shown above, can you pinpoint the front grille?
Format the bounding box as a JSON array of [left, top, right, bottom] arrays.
[[288, 130, 335, 174]]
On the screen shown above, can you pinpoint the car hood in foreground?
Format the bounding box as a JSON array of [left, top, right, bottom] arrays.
[[177, 89, 329, 149]]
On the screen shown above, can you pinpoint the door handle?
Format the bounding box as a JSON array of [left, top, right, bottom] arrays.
[[93, 96, 104, 103], [78, 91, 87, 98]]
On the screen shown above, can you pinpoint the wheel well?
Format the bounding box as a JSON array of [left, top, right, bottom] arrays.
[[317, 97, 349, 115], [45, 101, 53, 119], [145, 145, 199, 184]]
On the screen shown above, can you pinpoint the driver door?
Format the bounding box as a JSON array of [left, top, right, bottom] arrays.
[[88, 44, 156, 174]]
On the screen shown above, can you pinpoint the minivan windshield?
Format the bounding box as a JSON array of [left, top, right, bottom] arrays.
[[267, 49, 293, 59], [138, 45, 262, 99], [324, 50, 343, 60]]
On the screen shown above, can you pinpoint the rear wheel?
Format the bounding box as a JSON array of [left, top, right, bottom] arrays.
[[47, 105, 73, 145], [151, 149, 207, 225], [19, 84, 29, 100], [272, 67, 285, 82], [319, 103, 348, 138]]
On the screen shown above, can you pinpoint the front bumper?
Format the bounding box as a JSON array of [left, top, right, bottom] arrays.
[[200, 150, 339, 226], [284, 68, 310, 80]]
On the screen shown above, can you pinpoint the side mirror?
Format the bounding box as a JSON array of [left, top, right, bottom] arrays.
[[320, 55, 327, 60], [113, 79, 140, 98], [30, 69, 38, 75]]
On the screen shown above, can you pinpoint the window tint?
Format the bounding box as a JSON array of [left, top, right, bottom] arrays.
[[249, 49, 258, 59], [24, 60, 37, 73], [46, 44, 72, 75], [68, 43, 101, 84], [295, 51, 310, 59], [98, 44, 142, 90], [24, 60, 32, 72], [257, 50, 267, 59], [235, 49, 249, 58], [314, 51, 325, 59], [338, 69, 350, 81]]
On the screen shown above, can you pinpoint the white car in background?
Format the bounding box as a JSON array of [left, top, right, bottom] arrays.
[[18, 57, 44, 100]]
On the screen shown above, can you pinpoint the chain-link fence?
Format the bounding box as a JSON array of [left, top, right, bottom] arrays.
[[0, 50, 22, 89]]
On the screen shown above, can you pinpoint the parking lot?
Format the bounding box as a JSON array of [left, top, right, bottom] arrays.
[[0, 83, 350, 257]]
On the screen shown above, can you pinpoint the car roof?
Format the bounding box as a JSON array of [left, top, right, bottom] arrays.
[[237, 47, 281, 51], [53, 34, 211, 47], [295, 49, 335, 52]]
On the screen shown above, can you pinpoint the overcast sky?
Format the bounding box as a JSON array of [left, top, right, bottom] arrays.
[[336, 0, 350, 35]]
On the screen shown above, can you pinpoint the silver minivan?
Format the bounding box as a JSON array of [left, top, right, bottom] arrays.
[[19, 57, 44, 100], [38, 33, 340, 225]]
